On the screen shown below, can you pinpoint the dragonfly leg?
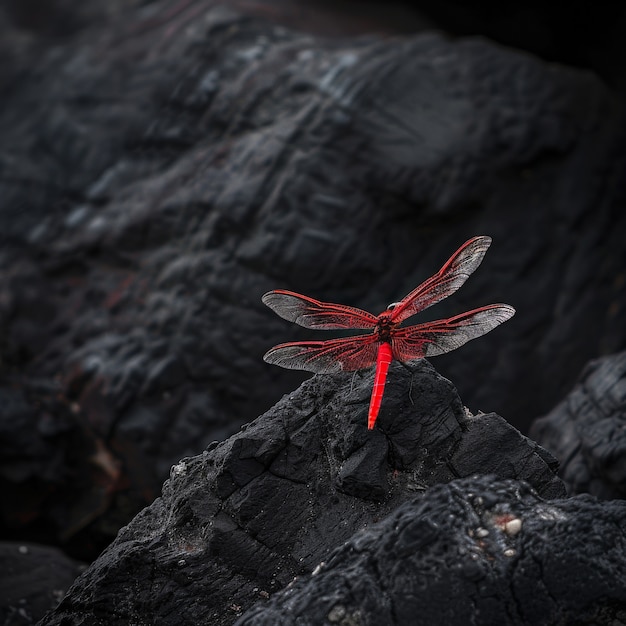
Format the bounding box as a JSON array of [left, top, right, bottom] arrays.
[[397, 360, 416, 406], [348, 371, 358, 396]]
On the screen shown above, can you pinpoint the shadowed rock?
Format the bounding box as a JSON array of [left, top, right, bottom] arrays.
[[236, 475, 626, 626], [0, 542, 85, 625], [1, 0, 625, 556], [531, 351, 626, 499], [39, 361, 565, 625], [0, 384, 127, 560]]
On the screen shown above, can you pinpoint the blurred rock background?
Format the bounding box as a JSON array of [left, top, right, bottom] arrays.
[[0, 0, 624, 614]]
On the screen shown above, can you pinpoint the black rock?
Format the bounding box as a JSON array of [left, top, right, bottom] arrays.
[[1, 0, 625, 554], [531, 351, 626, 499], [0, 542, 85, 625], [236, 475, 626, 626], [39, 361, 565, 625], [0, 383, 124, 559]]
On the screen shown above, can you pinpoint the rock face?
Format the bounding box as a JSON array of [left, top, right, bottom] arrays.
[[0, 383, 130, 560], [237, 476, 626, 626], [0, 542, 85, 626], [531, 351, 626, 500], [40, 361, 568, 625], [2, 0, 625, 554]]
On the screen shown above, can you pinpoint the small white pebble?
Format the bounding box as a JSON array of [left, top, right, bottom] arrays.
[[170, 461, 187, 478], [18, 546, 29, 555], [177, 559, 186, 567], [476, 527, 489, 538], [312, 562, 325, 576], [505, 518, 522, 536], [504, 548, 516, 557]]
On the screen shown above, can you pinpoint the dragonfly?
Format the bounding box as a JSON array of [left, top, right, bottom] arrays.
[[262, 236, 515, 430]]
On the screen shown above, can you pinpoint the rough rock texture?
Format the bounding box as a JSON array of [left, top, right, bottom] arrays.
[[0, 382, 134, 559], [236, 476, 626, 626], [0, 542, 85, 625], [1, 0, 625, 553], [531, 351, 626, 500], [39, 361, 566, 625]]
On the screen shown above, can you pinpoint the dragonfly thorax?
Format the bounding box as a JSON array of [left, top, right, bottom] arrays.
[[375, 311, 397, 342]]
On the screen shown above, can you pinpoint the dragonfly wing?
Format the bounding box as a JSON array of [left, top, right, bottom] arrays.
[[262, 290, 378, 330], [390, 236, 493, 323], [263, 334, 380, 373], [392, 304, 515, 361]]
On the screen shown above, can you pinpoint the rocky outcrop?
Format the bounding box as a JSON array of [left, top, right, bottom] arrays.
[[237, 475, 626, 625], [40, 361, 568, 625], [1, 0, 624, 557], [531, 351, 626, 499]]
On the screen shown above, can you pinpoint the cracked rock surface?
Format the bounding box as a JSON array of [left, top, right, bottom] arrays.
[[1, 0, 626, 556], [237, 475, 626, 626], [531, 351, 626, 499], [40, 362, 570, 625]]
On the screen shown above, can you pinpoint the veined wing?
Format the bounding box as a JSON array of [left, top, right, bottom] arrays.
[[392, 304, 515, 361], [263, 334, 380, 373], [390, 236, 492, 323], [262, 290, 378, 330]]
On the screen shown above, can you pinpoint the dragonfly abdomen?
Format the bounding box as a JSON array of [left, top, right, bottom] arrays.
[[368, 342, 393, 429]]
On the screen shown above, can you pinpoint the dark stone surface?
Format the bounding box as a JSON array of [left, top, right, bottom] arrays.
[[0, 383, 127, 559], [0, 542, 85, 625], [413, 3, 626, 98], [1, 0, 625, 556], [3, 1, 625, 97], [39, 361, 566, 625], [237, 475, 626, 626], [531, 351, 626, 500]]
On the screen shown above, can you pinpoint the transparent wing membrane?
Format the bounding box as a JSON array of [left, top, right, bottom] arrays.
[[262, 290, 378, 330], [390, 236, 492, 323], [263, 335, 380, 373], [392, 304, 515, 361]]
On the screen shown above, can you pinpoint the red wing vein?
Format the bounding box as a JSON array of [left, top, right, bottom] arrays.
[[263, 334, 380, 373], [262, 290, 377, 330], [391, 236, 492, 323], [392, 304, 515, 361]]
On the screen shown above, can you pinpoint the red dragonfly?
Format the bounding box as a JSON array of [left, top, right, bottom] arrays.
[[262, 236, 515, 430]]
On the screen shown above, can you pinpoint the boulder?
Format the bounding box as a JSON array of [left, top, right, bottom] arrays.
[[0, 542, 85, 625], [531, 351, 626, 499], [237, 475, 626, 625], [39, 361, 566, 625]]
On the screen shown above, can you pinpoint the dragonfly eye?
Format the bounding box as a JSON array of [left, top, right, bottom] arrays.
[[387, 302, 399, 311]]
